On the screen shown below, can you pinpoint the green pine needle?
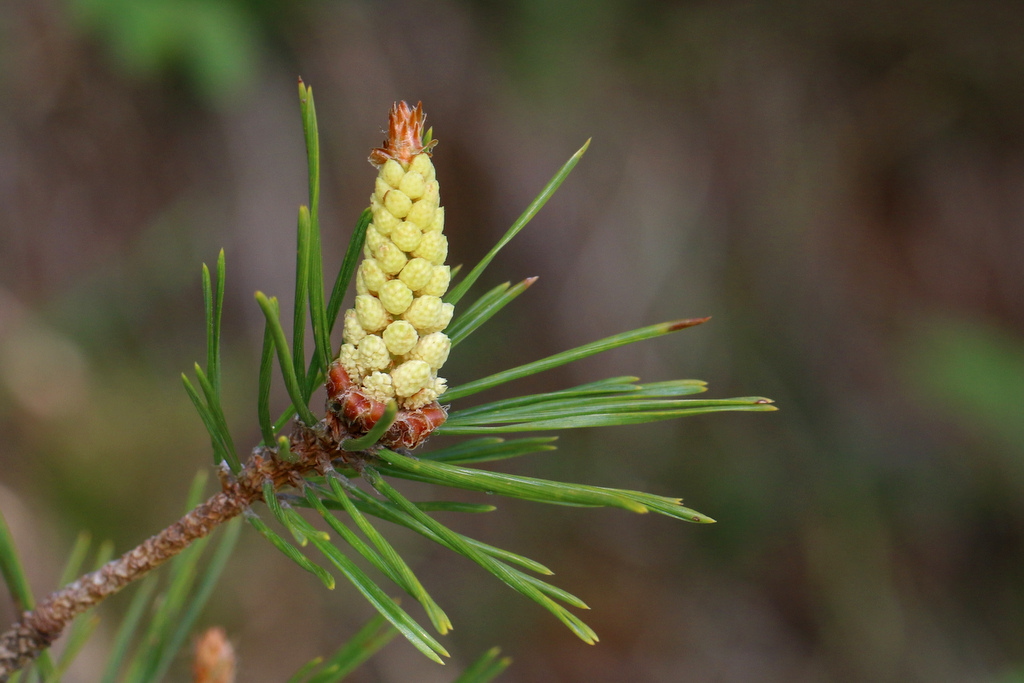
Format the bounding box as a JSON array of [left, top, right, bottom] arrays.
[[214, 250, 226, 393], [293, 206, 311, 394], [300, 524, 450, 664], [327, 208, 371, 331], [191, 254, 238, 469], [441, 402, 774, 433], [339, 487, 554, 575], [280, 506, 333, 545], [303, 488, 396, 585], [201, 263, 214, 389], [277, 434, 298, 463], [631, 379, 710, 396], [56, 532, 92, 588], [54, 542, 113, 675], [184, 460, 210, 508], [442, 392, 775, 433], [124, 544, 211, 680], [298, 79, 320, 215], [0, 509, 57, 679], [180, 374, 233, 470], [448, 277, 537, 348], [254, 292, 318, 425], [257, 317, 276, 445], [104, 499, 242, 683], [287, 493, 496, 516], [124, 475, 212, 680], [147, 517, 242, 682], [447, 280, 511, 338], [363, 468, 599, 644], [286, 657, 324, 683], [447, 376, 700, 422], [192, 364, 240, 469], [452, 647, 512, 683], [263, 479, 308, 546], [200, 253, 227, 397], [443, 318, 710, 401], [445, 139, 590, 306], [342, 400, 398, 451], [411, 501, 497, 513], [297, 615, 397, 683], [324, 475, 452, 634], [420, 436, 559, 465], [52, 616, 99, 678], [299, 87, 332, 376], [376, 449, 651, 512], [308, 233, 332, 378], [244, 509, 335, 589], [375, 448, 718, 523], [303, 485, 460, 639], [99, 576, 158, 683], [272, 404, 299, 434], [299, 81, 327, 381]]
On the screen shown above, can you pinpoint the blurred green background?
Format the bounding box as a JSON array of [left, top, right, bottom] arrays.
[[2, 0, 1024, 680]]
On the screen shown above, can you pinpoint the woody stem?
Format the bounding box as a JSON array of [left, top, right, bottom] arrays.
[[0, 491, 247, 680], [0, 420, 349, 680]]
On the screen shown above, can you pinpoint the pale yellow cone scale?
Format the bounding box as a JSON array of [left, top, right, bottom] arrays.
[[338, 104, 453, 410]]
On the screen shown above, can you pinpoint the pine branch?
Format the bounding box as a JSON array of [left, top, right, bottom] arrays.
[[0, 92, 774, 681], [0, 419, 357, 680], [0, 494, 240, 678]]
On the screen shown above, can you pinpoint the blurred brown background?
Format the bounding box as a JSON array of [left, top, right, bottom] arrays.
[[2, 0, 1024, 681]]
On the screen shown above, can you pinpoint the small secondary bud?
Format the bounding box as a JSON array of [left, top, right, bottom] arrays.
[[193, 627, 236, 683]]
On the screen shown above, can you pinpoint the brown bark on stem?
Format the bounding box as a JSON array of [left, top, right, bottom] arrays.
[[0, 420, 347, 680], [0, 492, 244, 678]]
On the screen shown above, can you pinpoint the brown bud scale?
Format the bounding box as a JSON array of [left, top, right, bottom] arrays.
[[368, 101, 437, 167], [325, 362, 447, 449]]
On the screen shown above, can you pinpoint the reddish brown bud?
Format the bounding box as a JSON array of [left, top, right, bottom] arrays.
[[326, 361, 447, 449], [368, 101, 437, 167], [193, 627, 236, 683]]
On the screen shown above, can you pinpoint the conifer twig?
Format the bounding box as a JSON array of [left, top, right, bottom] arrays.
[[0, 494, 240, 677], [0, 93, 772, 680], [0, 420, 351, 680]]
